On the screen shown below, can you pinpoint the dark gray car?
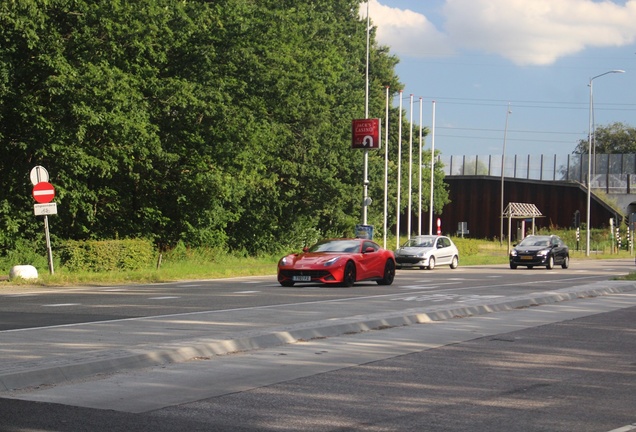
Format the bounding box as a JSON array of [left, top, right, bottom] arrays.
[[509, 234, 569, 270]]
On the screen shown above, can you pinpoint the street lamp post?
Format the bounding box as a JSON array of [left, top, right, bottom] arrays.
[[586, 70, 625, 256], [500, 103, 511, 247]]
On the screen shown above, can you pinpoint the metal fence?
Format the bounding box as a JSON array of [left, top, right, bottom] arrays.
[[440, 153, 636, 194]]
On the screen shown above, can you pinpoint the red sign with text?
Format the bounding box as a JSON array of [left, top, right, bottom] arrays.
[[352, 118, 381, 149]]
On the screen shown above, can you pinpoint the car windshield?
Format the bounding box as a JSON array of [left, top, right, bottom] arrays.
[[518, 236, 550, 247], [403, 237, 435, 248], [308, 240, 361, 253]]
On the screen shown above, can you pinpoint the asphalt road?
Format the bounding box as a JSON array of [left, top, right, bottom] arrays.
[[0, 260, 634, 432], [0, 259, 632, 330]]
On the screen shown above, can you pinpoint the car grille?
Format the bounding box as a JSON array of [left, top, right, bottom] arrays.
[[279, 269, 330, 278], [395, 256, 423, 264]]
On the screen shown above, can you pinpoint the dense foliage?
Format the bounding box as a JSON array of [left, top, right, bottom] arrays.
[[575, 122, 636, 154], [0, 0, 449, 258]]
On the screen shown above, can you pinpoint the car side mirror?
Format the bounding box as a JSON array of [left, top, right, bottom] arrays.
[[302, 247, 309, 253]]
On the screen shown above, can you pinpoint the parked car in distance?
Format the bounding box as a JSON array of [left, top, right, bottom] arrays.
[[509, 234, 570, 270], [394, 235, 459, 270], [277, 238, 396, 287]]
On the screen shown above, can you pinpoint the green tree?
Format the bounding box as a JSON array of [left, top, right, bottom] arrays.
[[575, 122, 636, 154], [0, 0, 449, 257]]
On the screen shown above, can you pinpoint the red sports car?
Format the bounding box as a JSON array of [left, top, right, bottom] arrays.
[[277, 238, 396, 287]]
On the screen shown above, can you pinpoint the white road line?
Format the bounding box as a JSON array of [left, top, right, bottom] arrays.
[[148, 296, 180, 300], [2, 274, 616, 333], [234, 291, 260, 294], [606, 424, 636, 432], [42, 304, 81, 307], [401, 285, 441, 290]]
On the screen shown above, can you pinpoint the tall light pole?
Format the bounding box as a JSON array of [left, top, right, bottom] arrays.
[[586, 70, 625, 256], [500, 103, 511, 247], [418, 97, 423, 237], [407, 94, 413, 239], [362, 0, 370, 225], [428, 100, 436, 235]]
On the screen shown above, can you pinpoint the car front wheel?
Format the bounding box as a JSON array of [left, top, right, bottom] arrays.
[[427, 256, 436, 270], [450, 255, 459, 269], [510, 262, 517, 269], [546, 256, 554, 270], [342, 261, 356, 287]]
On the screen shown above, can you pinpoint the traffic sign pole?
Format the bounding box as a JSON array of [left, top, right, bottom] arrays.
[[44, 215, 54, 275]]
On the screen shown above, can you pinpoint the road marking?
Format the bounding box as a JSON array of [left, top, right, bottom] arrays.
[[42, 303, 81, 307], [148, 296, 180, 300], [404, 282, 461, 289], [1, 274, 616, 333], [392, 293, 505, 303], [234, 291, 260, 294], [401, 285, 441, 290], [606, 424, 636, 432]]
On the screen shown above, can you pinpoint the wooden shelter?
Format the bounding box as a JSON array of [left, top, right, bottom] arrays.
[[503, 202, 544, 252]]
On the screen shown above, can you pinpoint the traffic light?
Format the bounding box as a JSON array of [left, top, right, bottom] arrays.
[[573, 210, 581, 228]]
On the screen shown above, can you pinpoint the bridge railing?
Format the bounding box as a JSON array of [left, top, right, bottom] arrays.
[[440, 153, 636, 194]]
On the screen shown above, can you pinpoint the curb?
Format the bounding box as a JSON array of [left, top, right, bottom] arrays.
[[2, 282, 635, 392]]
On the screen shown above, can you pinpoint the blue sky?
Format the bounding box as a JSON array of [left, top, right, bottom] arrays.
[[366, 0, 636, 157]]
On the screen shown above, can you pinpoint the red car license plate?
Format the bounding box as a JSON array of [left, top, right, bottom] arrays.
[[293, 275, 311, 282]]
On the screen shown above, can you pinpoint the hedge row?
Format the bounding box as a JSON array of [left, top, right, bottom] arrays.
[[59, 239, 155, 272]]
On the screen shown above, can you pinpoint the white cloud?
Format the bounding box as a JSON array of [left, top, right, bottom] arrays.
[[365, 0, 455, 58], [371, 0, 636, 66]]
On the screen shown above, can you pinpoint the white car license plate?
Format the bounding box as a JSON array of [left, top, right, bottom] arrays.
[[293, 275, 311, 282]]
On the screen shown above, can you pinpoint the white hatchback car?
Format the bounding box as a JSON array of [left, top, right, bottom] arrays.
[[395, 235, 459, 270]]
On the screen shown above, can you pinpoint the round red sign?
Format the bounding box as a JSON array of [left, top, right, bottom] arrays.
[[33, 181, 55, 204]]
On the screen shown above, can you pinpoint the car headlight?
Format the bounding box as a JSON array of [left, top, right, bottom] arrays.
[[324, 256, 342, 266], [279, 257, 289, 266], [536, 249, 550, 257], [510, 250, 517, 257]]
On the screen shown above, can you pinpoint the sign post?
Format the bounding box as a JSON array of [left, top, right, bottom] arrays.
[[30, 170, 56, 275], [352, 118, 381, 226]]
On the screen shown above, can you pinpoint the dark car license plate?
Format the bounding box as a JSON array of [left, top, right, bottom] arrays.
[[293, 275, 311, 282]]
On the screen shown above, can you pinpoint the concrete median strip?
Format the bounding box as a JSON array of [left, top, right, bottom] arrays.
[[1, 281, 634, 393]]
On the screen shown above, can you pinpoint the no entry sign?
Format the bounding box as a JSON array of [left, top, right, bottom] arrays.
[[33, 181, 55, 204]]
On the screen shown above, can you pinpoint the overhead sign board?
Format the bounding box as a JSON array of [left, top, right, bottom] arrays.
[[33, 181, 55, 204], [34, 203, 57, 216], [352, 118, 381, 149]]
